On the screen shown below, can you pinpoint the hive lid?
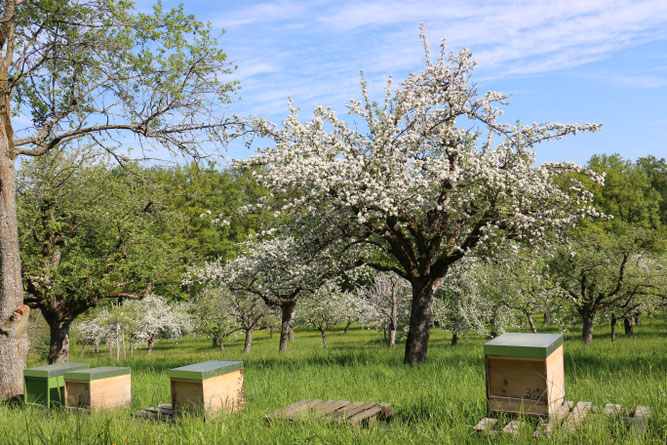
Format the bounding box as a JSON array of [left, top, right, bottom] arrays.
[[24, 362, 90, 378], [484, 333, 563, 358], [168, 360, 243, 381], [64, 366, 131, 381]]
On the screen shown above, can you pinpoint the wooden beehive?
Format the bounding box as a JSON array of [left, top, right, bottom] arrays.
[[24, 362, 90, 406], [168, 360, 244, 414], [64, 366, 131, 411], [484, 333, 565, 417]]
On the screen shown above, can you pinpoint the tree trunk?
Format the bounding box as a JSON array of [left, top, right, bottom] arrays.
[[121, 333, 126, 360], [220, 338, 224, 351], [279, 301, 296, 353], [94, 343, 99, 353], [116, 334, 120, 360], [634, 314, 641, 326], [47, 319, 72, 364], [269, 326, 273, 339], [387, 328, 396, 349], [147, 333, 158, 353], [130, 342, 134, 357], [343, 320, 352, 335], [212, 336, 219, 348], [80, 342, 88, 357], [0, 147, 28, 400], [610, 313, 617, 342], [243, 328, 253, 353], [109, 337, 113, 358], [288, 325, 295, 342], [543, 309, 550, 326], [527, 314, 537, 334], [319, 328, 328, 348], [451, 331, 458, 346], [404, 283, 434, 364], [581, 313, 594, 344], [623, 317, 634, 335]]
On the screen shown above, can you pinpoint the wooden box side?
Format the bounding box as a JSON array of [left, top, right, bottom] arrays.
[[65, 381, 91, 408], [88, 374, 132, 411], [201, 369, 245, 413], [545, 344, 565, 415], [485, 354, 550, 416], [171, 378, 204, 412]]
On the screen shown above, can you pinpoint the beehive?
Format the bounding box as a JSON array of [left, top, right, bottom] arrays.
[[24, 362, 90, 406], [168, 360, 244, 414], [64, 366, 131, 411], [484, 333, 565, 417]]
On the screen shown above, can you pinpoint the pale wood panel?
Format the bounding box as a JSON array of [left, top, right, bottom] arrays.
[[65, 381, 90, 408], [545, 345, 565, 414], [200, 369, 245, 413], [171, 378, 204, 412], [486, 355, 547, 401], [88, 374, 131, 411], [488, 395, 548, 416]]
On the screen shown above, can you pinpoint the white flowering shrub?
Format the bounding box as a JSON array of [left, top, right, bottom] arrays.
[[239, 26, 603, 363]]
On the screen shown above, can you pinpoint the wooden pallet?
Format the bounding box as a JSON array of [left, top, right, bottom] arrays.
[[266, 399, 392, 428], [474, 401, 651, 438]]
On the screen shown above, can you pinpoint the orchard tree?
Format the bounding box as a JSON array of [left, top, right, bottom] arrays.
[[356, 272, 411, 348], [18, 149, 184, 363], [191, 235, 357, 353], [549, 226, 664, 344], [241, 26, 602, 363], [189, 288, 239, 350], [295, 281, 356, 348], [209, 288, 269, 353], [0, 0, 241, 398]]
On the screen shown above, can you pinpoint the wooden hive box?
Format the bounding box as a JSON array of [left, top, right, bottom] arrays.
[[168, 360, 244, 414], [484, 333, 565, 417], [64, 366, 131, 411], [24, 362, 90, 406]]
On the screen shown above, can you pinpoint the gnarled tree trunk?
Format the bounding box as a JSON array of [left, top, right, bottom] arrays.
[[451, 331, 458, 346], [47, 319, 72, 364], [342, 320, 352, 335], [623, 316, 634, 335], [319, 327, 328, 348], [404, 282, 435, 364], [279, 301, 296, 353], [581, 313, 594, 344], [243, 328, 253, 353], [610, 313, 617, 342], [0, 145, 28, 400]]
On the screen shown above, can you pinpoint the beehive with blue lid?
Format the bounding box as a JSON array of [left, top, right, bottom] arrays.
[[484, 333, 565, 417]]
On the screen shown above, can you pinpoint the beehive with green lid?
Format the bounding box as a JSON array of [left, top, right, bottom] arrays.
[[64, 366, 131, 411], [484, 333, 565, 417], [169, 361, 244, 414], [24, 362, 89, 406]]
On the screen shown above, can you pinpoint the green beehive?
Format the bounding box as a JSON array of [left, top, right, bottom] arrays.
[[24, 362, 90, 406]]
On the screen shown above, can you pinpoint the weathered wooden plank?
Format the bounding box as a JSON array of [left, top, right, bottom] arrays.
[[502, 420, 522, 437], [562, 401, 593, 434], [318, 400, 350, 415], [347, 404, 384, 426], [327, 402, 370, 420], [474, 417, 498, 435], [378, 403, 392, 420]]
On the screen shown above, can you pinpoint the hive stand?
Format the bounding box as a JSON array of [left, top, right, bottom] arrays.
[[24, 362, 90, 406], [266, 399, 392, 428], [64, 366, 131, 411], [484, 333, 565, 417], [168, 360, 244, 415]]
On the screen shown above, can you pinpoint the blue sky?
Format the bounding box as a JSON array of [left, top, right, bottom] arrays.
[[141, 0, 667, 165]]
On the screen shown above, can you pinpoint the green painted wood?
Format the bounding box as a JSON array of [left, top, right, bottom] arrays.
[[64, 366, 131, 382], [168, 361, 243, 381], [23, 362, 89, 378], [484, 333, 563, 358], [24, 363, 89, 406]]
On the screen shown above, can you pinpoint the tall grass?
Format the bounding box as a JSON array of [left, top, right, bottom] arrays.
[[1, 318, 665, 444]]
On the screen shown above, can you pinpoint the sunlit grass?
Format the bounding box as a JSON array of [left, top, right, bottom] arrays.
[[1, 318, 665, 444]]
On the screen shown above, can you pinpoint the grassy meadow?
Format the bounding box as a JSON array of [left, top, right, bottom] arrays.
[[0, 319, 665, 444]]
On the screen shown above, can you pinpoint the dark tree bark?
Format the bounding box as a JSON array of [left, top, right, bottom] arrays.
[[288, 325, 295, 342], [610, 313, 617, 342], [623, 316, 634, 335], [319, 328, 328, 348], [582, 313, 594, 344], [243, 328, 253, 353], [79, 342, 88, 357], [47, 319, 72, 364], [543, 310, 550, 326], [451, 331, 458, 346], [342, 320, 352, 335], [279, 301, 296, 353], [147, 333, 158, 353], [404, 283, 435, 364], [212, 336, 219, 348], [269, 326, 273, 339], [634, 314, 641, 326], [527, 313, 537, 334]]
